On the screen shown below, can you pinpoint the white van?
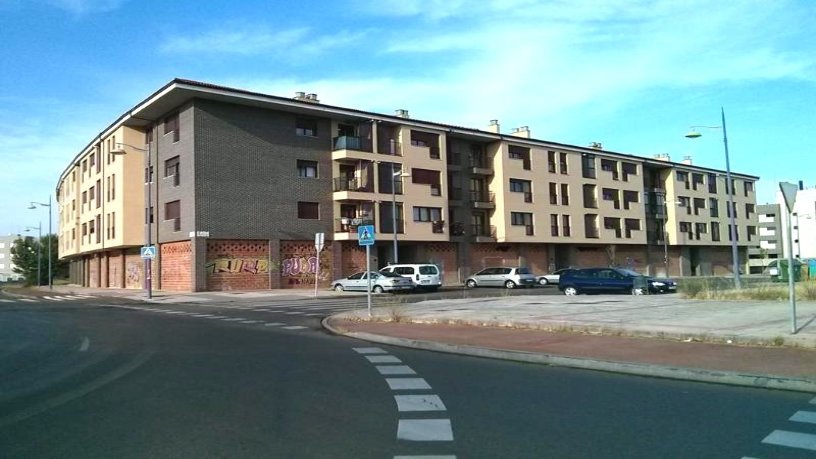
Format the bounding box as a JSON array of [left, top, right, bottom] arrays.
[[379, 264, 442, 291]]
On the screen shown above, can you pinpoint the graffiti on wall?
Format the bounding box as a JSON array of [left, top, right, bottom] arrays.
[[281, 255, 331, 285], [205, 258, 271, 274]]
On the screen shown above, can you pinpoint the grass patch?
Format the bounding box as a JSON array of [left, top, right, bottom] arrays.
[[679, 278, 816, 301]]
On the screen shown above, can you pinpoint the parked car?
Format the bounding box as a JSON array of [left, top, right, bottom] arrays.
[[379, 263, 442, 291], [331, 271, 414, 293], [558, 268, 676, 295], [536, 268, 573, 286], [465, 267, 537, 289]]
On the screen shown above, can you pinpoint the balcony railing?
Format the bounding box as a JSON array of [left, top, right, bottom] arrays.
[[450, 221, 465, 236], [333, 136, 372, 152], [471, 224, 497, 239], [333, 177, 373, 192], [471, 190, 495, 203], [431, 220, 445, 234], [336, 217, 374, 233]]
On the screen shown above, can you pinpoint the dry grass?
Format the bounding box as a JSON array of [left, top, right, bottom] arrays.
[[679, 278, 816, 301]]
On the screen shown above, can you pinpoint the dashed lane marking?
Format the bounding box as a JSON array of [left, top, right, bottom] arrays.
[[304, 313, 324, 317], [394, 395, 446, 412], [790, 411, 816, 424], [43, 296, 64, 301], [0, 299, 14, 303], [284, 311, 305, 315], [367, 355, 402, 364], [264, 322, 285, 327], [376, 366, 417, 375], [79, 337, 90, 352], [386, 378, 432, 390], [19, 299, 35, 302], [397, 419, 454, 441], [762, 430, 816, 451], [240, 320, 261, 324], [222, 318, 245, 322], [353, 347, 388, 354], [282, 325, 308, 330]]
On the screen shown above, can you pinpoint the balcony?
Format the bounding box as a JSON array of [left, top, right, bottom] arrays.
[[333, 177, 373, 193], [449, 221, 466, 237], [471, 190, 496, 209], [471, 224, 497, 242], [446, 151, 462, 170], [468, 155, 493, 175], [332, 136, 374, 161], [432, 220, 445, 234], [335, 217, 374, 233]]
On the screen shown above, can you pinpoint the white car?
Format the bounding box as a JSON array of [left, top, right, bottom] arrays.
[[536, 268, 573, 286], [331, 271, 414, 293], [379, 264, 442, 291]]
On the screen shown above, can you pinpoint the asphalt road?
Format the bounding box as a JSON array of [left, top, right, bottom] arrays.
[[1, 292, 814, 458]]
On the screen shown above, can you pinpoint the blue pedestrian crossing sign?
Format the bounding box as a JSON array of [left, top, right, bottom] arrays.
[[141, 246, 157, 259], [357, 225, 375, 246]]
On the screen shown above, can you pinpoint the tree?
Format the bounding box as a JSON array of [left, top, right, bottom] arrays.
[[10, 236, 40, 286], [10, 234, 68, 286]]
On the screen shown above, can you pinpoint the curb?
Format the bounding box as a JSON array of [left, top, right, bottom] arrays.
[[322, 316, 816, 394]]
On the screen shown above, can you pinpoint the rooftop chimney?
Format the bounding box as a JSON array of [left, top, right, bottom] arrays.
[[294, 91, 306, 100], [294, 92, 319, 103], [681, 155, 693, 165], [395, 109, 410, 118], [653, 153, 671, 162], [589, 142, 603, 150], [487, 119, 500, 133], [510, 126, 530, 138]]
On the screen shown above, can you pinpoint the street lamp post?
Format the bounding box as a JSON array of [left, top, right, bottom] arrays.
[[28, 196, 52, 290], [24, 223, 42, 286], [685, 107, 742, 289], [111, 142, 152, 299], [387, 139, 410, 265]]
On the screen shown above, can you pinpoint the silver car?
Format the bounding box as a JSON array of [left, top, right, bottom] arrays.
[[331, 271, 414, 293], [536, 268, 573, 286], [465, 267, 537, 289]]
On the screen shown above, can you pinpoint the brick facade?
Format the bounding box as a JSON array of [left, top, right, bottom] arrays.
[[280, 240, 333, 288], [161, 241, 193, 291], [124, 253, 143, 289], [205, 239, 271, 291]]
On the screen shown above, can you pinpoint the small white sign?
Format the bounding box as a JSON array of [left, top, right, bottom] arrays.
[[315, 232, 325, 252]]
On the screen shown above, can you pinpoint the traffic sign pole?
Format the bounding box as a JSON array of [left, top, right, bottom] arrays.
[[366, 244, 371, 317], [314, 233, 324, 298]]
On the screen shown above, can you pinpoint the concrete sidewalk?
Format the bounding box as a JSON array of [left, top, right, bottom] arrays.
[[325, 294, 816, 393]]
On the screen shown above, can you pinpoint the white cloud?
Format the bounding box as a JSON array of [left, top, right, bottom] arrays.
[[41, 0, 125, 15]]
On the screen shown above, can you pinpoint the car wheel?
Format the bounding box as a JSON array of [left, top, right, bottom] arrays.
[[538, 277, 549, 286], [563, 286, 578, 296], [505, 280, 516, 289], [334, 284, 344, 292], [465, 279, 477, 288], [631, 287, 644, 295], [373, 285, 384, 294]]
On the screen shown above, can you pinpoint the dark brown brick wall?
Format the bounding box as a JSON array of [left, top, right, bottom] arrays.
[[205, 239, 270, 291]]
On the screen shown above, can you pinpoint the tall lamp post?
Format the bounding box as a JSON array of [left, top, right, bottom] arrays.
[[388, 139, 410, 264], [111, 142, 152, 299], [685, 107, 742, 289], [28, 196, 52, 290], [24, 223, 42, 286]]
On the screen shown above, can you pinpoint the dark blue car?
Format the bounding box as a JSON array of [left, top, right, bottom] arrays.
[[558, 267, 676, 296]]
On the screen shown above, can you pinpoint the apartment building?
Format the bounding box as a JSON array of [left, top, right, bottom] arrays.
[[777, 183, 816, 260], [0, 235, 23, 282], [747, 204, 783, 274], [56, 79, 759, 291]]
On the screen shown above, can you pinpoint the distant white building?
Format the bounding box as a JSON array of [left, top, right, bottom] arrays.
[[777, 183, 816, 260], [0, 235, 23, 282]]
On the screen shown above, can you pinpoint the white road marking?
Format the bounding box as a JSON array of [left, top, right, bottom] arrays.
[[284, 311, 304, 315], [386, 378, 432, 390], [304, 313, 324, 317], [762, 430, 816, 451], [252, 309, 271, 312], [397, 419, 453, 441], [353, 347, 387, 354], [394, 456, 456, 459], [282, 326, 307, 330], [222, 318, 245, 322], [62, 295, 87, 299], [790, 411, 816, 424], [0, 299, 14, 303], [376, 366, 416, 375], [44, 296, 64, 301], [366, 355, 402, 364], [394, 395, 446, 412], [263, 322, 285, 326], [191, 314, 213, 317], [20, 299, 35, 302], [79, 337, 90, 352], [240, 320, 261, 324], [204, 316, 225, 319]]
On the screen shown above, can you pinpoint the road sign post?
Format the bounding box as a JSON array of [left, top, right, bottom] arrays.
[[314, 233, 325, 298], [780, 182, 799, 334], [358, 225, 375, 317]]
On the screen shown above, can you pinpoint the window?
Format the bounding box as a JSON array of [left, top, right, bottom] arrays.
[[106, 176, 110, 202], [624, 218, 640, 238], [581, 154, 596, 179], [111, 174, 115, 200], [82, 159, 87, 173], [510, 212, 534, 235], [601, 159, 618, 180], [145, 206, 154, 224], [551, 214, 559, 236], [623, 190, 639, 210], [110, 211, 115, 239], [621, 163, 637, 182], [560, 184, 569, 205], [583, 184, 598, 208], [509, 179, 532, 202], [547, 151, 556, 173], [90, 152, 96, 169], [508, 145, 531, 170], [165, 200, 181, 231], [549, 182, 558, 205], [746, 203, 755, 217], [692, 173, 704, 191], [297, 160, 318, 178], [165, 156, 180, 186], [693, 198, 706, 216], [82, 190, 87, 205], [296, 118, 318, 137], [711, 222, 721, 241], [559, 153, 568, 174], [708, 173, 718, 193], [676, 171, 688, 182], [604, 217, 622, 238], [562, 215, 571, 237], [297, 201, 319, 220], [695, 222, 707, 236], [728, 224, 739, 241], [411, 168, 441, 196], [744, 181, 754, 196], [413, 207, 442, 222], [378, 162, 403, 194], [678, 196, 691, 215], [584, 214, 599, 238], [709, 198, 719, 217], [145, 165, 154, 184], [82, 222, 87, 236], [96, 179, 101, 208], [164, 113, 180, 142]]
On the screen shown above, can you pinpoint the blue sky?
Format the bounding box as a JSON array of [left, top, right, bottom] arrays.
[[1, 0, 814, 237]]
